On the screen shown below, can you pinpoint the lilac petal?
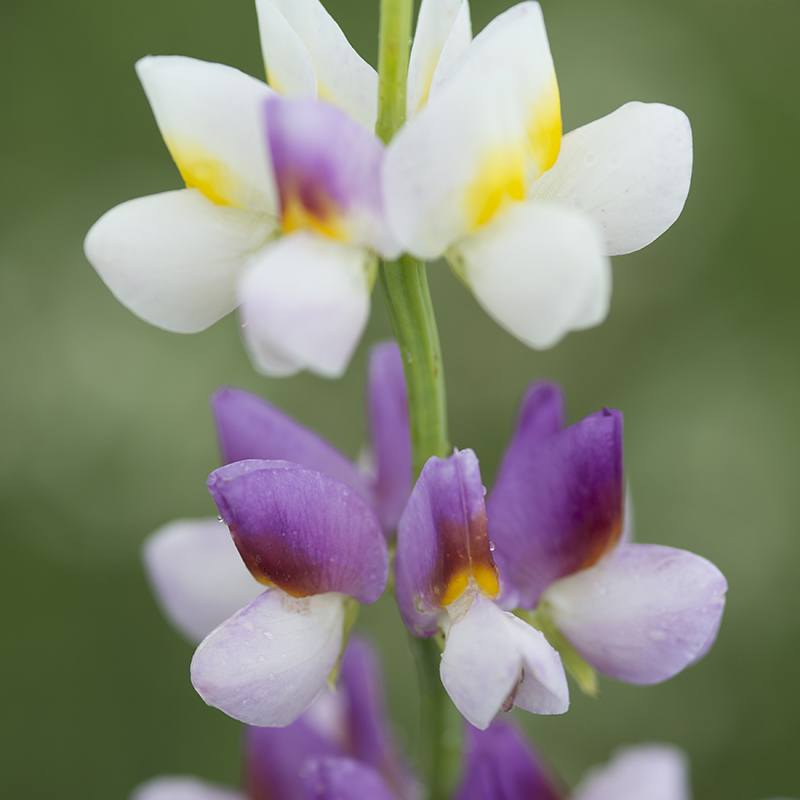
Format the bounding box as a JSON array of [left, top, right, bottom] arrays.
[[545, 544, 727, 684], [131, 777, 243, 800], [209, 460, 387, 603], [573, 745, 690, 800], [212, 387, 369, 498], [303, 758, 396, 800], [143, 518, 260, 643], [395, 450, 499, 637], [489, 384, 624, 608], [366, 342, 412, 532], [265, 96, 397, 257], [454, 722, 564, 800], [191, 589, 344, 727]]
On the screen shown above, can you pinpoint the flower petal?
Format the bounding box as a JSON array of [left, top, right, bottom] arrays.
[[489, 398, 624, 608], [366, 342, 412, 532], [395, 450, 498, 637], [573, 745, 690, 800], [265, 97, 397, 255], [533, 102, 693, 256], [303, 758, 396, 800], [143, 518, 260, 643], [85, 190, 267, 333], [212, 387, 369, 499], [208, 460, 387, 603], [453, 202, 611, 349], [384, 2, 561, 257], [191, 588, 344, 726], [131, 777, 243, 800], [544, 544, 727, 684], [239, 233, 372, 379], [256, 0, 316, 97], [440, 594, 568, 729], [455, 722, 563, 800], [407, 0, 472, 116], [136, 57, 277, 214], [256, 0, 378, 130]]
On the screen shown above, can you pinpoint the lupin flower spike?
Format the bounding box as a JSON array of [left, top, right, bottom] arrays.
[[489, 382, 727, 686], [384, 1, 693, 349], [395, 449, 570, 729]]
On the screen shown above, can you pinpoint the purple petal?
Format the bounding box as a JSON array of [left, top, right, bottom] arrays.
[[545, 544, 727, 684], [208, 460, 387, 603], [366, 342, 412, 532], [265, 96, 397, 256], [212, 387, 369, 498], [454, 722, 564, 800], [395, 450, 499, 636], [303, 758, 396, 800], [489, 384, 624, 608]]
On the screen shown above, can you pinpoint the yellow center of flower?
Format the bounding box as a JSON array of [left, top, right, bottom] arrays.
[[465, 144, 528, 230], [281, 195, 349, 241], [166, 138, 239, 208], [527, 78, 562, 174], [440, 563, 500, 607]]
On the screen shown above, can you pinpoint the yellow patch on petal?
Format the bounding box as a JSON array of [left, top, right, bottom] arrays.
[[281, 195, 349, 242], [441, 563, 501, 607], [167, 138, 240, 207], [527, 78, 562, 175], [465, 143, 527, 231]]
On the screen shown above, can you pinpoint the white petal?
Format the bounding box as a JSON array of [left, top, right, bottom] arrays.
[[384, 2, 561, 258], [191, 589, 344, 727], [131, 777, 243, 800], [136, 56, 277, 214], [453, 201, 611, 349], [85, 189, 269, 333], [533, 102, 693, 255], [407, 0, 472, 116], [440, 594, 568, 729], [239, 233, 372, 379], [574, 745, 690, 800], [257, 0, 377, 130], [143, 519, 260, 643], [256, 0, 316, 97]]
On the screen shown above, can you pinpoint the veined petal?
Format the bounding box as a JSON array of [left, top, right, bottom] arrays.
[[192, 589, 344, 726], [440, 594, 568, 729], [455, 722, 563, 800], [489, 395, 624, 608], [256, 0, 378, 130], [136, 57, 277, 214], [212, 387, 369, 498], [453, 202, 611, 349], [533, 103, 693, 256], [208, 460, 387, 603], [384, 2, 561, 257], [239, 233, 373, 379], [266, 97, 397, 255], [366, 342, 412, 532], [303, 759, 396, 800], [131, 777, 243, 800], [395, 450, 498, 637], [143, 518, 260, 643], [85, 189, 267, 333], [573, 745, 690, 800], [407, 0, 472, 116], [544, 544, 727, 684]]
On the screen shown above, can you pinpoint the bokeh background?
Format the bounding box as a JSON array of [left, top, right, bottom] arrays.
[[2, 0, 799, 796]]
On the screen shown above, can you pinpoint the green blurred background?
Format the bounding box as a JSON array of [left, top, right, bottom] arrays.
[[2, 0, 799, 796]]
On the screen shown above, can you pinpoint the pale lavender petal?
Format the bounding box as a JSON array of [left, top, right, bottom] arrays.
[[131, 777, 243, 800], [366, 342, 412, 532], [209, 460, 387, 603], [395, 450, 498, 637], [212, 387, 369, 498], [303, 758, 396, 800], [489, 383, 624, 608], [454, 722, 564, 800], [573, 745, 690, 800], [545, 544, 727, 684], [265, 96, 397, 256]]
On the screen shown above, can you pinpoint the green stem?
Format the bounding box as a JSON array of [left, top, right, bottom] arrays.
[[376, 1, 458, 798]]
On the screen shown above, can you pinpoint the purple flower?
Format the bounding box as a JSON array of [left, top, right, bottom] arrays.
[[489, 382, 728, 686], [132, 639, 416, 800], [395, 449, 569, 729]]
